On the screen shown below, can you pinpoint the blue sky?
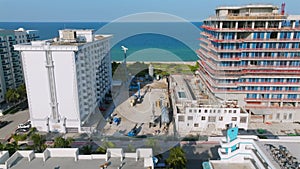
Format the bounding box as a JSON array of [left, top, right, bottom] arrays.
[[0, 0, 299, 22]]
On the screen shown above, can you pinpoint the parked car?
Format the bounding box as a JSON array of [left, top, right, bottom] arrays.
[[0, 121, 8, 128], [15, 128, 30, 133], [18, 120, 31, 129]]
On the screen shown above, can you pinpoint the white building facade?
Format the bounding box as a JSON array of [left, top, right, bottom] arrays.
[[176, 105, 248, 134], [15, 29, 112, 133]]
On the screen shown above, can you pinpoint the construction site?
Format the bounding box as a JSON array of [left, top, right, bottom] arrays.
[[99, 63, 174, 138]]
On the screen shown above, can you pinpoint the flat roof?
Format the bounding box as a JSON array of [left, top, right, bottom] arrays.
[[256, 140, 300, 169], [10, 157, 146, 169], [211, 161, 254, 169]]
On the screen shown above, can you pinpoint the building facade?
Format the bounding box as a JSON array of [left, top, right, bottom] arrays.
[[198, 4, 300, 122], [169, 75, 249, 136], [0, 28, 39, 103], [14, 29, 112, 133]]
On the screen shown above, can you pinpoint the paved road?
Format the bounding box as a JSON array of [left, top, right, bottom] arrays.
[[0, 110, 29, 142]]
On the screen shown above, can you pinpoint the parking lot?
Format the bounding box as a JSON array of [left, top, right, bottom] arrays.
[[0, 110, 29, 142]]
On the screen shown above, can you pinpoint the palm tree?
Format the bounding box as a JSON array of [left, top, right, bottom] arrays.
[[16, 84, 27, 100], [54, 136, 74, 148], [5, 89, 20, 103], [31, 133, 46, 153], [166, 147, 187, 169], [4, 142, 19, 156]]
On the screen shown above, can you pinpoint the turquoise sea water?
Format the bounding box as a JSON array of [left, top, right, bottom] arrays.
[[0, 22, 202, 61]]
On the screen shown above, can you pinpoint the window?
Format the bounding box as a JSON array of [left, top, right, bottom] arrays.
[[201, 116, 206, 121], [198, 109, 201, 113], [283, 113, 287, 120], [232, 117, 237, 121], [194, 123, 199, 127], [204, 109, 208, 113], [219, 116, 223, 121], [208, 116, 216, 122], [233, 110, 237, 113], [289, 113, 293, 120], [178, 116, 185, 122], [276, 113, 280, 120], [188, 116, 193, 120], [240, 117, 247, 123], [218, 110, 221, 113], [189, 109, 192, 113]]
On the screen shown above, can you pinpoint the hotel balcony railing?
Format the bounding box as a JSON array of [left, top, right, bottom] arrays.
[[245, 105, 300, 109], [240, 56, 300, 61], [202, 24, 300, 33], [197, 71, 237, 88], [237, 81, 300, 86], [204, 58, 300, 71], [199, 60, 300, 77], [242, 47, 300, 52], [227, 14, 286, 20], [245, 98, 300, 101], [242, 69, 300, 74], [197, 49, 240, 62]]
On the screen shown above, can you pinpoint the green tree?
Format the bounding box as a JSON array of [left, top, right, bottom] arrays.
[[93, 141, 116, 154], [16, 84, 27, 99], [4, 142, 19, 156], [79, 145, 92, 155], [0, 142, 4, 151], [54, 137, 74, 148], [188, 62, 199, 73], [145, 138, 161, 154], [31, 133, 46, 152], [5, 89, 20, 103], [11, 134, 27, 143], [166, 147, 187, 169]]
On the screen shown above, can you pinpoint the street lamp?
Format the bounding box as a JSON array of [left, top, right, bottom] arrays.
[[121, 46, 128, 83]]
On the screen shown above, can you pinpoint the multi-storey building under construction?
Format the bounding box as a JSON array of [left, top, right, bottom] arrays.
[[197, 4, 300, 122]]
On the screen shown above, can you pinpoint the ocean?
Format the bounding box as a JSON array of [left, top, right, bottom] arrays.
[[0, 22, 202, 61]]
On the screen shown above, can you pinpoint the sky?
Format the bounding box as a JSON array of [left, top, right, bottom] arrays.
[[0, 0, 299, 22]]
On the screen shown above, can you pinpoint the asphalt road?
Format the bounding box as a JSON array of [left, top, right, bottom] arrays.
[[0, 110, 29, 142]]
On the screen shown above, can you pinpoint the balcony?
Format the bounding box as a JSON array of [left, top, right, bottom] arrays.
[[240, 56, 300, 61], [242, 47, 300, 52]]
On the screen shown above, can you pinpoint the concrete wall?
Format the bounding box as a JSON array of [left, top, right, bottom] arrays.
[[47, 148, 78, 161], [0, 151, 9, 164], [5, 152, 20, 168]]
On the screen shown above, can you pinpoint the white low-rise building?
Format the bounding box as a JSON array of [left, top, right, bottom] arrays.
[[170, 75, 249, 136], [14, 29, 112, 133], [0, 148, 154, 169]]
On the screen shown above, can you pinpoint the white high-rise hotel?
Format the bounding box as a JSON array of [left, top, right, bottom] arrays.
[[15, 29, 112, 133]]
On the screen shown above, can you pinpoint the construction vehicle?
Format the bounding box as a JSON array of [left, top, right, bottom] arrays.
[[129, 82, 142, 107], [127, 124, 138, 137]]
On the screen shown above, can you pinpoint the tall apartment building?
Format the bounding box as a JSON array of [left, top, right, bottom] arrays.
[[198, 4, 300, 123], [0, 28, 39, 102], [14, 29, 112, 133]]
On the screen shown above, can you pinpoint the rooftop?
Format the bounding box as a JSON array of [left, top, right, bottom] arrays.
[[216, 4, 279, 10], [0, 148, 153, 169], [10, 157, 146, 169], [210, 161, 255, 169]]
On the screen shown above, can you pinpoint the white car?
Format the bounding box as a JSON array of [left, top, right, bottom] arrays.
[[18, 120, 31, 129]]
